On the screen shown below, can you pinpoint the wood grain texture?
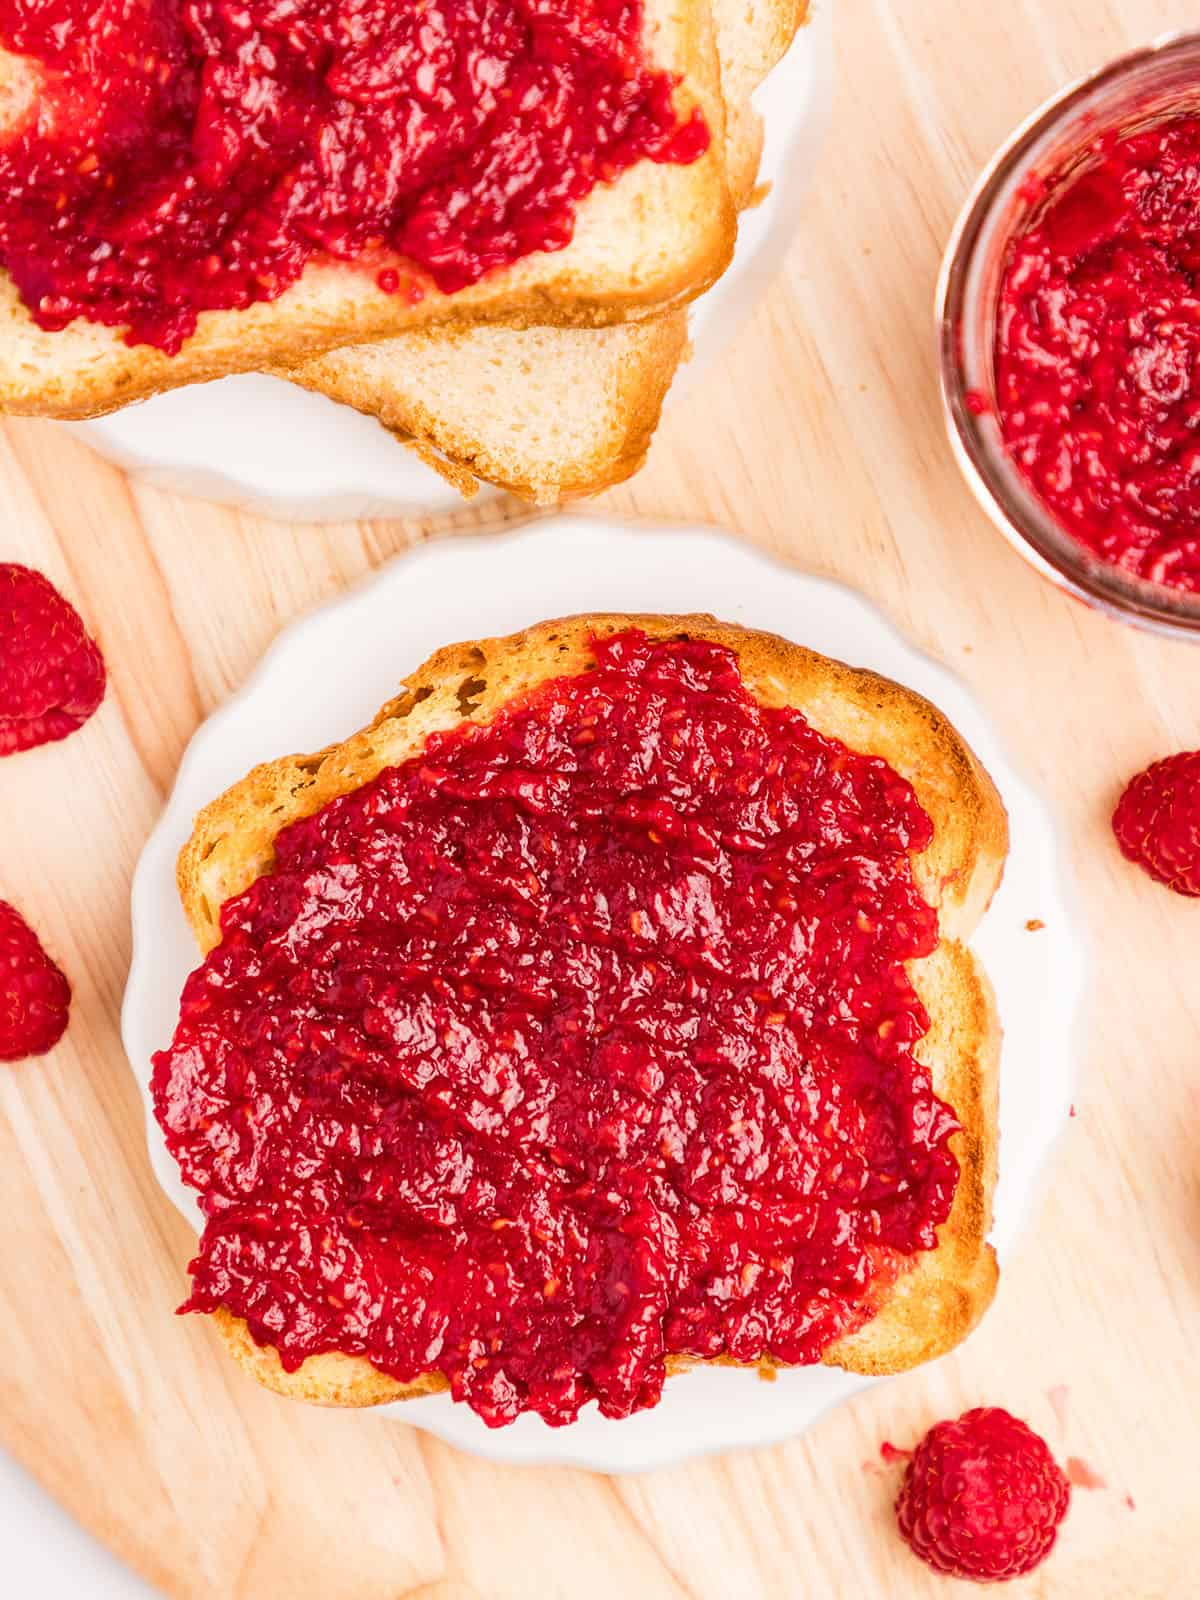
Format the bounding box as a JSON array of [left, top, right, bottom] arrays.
[[1, 1, 1198, 1595]]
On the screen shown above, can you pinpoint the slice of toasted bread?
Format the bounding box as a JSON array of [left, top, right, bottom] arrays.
[[281, 0, 807, 505], [287, 316, 693, 505], [0, 2, 734, 419], [174, 613, 1007, 1410]]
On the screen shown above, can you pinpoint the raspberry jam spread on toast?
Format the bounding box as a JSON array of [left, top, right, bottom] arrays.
[[996, 116, 1200, 592], [0, 1, 708, 352], [152, 632, 959, 1427]]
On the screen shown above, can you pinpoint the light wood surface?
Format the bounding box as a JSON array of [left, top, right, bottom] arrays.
[[2, 2, 1198, 1595]]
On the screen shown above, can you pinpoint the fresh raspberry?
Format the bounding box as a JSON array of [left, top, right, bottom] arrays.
[[895, 1407, 1070, 1582], [1112, 751, 1200, 897], [0, 901, 71, 1061], [0, 563, 106, 756]]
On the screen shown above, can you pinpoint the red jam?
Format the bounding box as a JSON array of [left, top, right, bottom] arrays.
[[152, 631, 959, 1427], [0, 1, 708, 352], [995, 117, 1200, 592]]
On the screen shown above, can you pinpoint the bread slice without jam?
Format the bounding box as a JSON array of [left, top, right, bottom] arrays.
[[286, 316, 694, 506], [168, 613, 1007, 1410], [0, 1, 734, 417], [281, 0, 809, 505]]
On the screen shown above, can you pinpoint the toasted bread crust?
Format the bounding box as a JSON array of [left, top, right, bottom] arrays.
[[824, 940, 1000, 1373], [287, 313, 693, 506], [0, 1, 734, 419], [175, 614, 1007, 1410]]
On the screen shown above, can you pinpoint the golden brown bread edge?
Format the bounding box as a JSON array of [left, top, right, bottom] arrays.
[[177, 613, 1008, 1408], [0, 0, 734, 419]]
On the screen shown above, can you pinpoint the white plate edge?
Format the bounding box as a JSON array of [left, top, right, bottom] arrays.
[[121, 513, 1086, 1472]]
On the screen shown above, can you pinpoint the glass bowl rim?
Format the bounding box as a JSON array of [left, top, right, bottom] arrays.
[[936, 27, 1200, 641]]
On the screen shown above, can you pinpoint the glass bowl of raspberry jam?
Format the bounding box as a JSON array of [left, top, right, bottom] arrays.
[[938, 31, 1200, 639]]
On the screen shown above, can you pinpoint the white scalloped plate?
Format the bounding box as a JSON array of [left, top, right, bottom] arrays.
[[66, 1, 833, 521], [122, 516, 1084, 1472]]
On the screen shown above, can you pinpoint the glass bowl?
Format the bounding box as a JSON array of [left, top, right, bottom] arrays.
[[937, 30, 1200, 640]]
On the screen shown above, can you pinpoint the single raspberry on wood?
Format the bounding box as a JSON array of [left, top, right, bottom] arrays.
[[0, 901, 71, 1061], [895, 1407, 1070, 1582], [0, 563, 106, 756], [1112, 750, 1200, 897]]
